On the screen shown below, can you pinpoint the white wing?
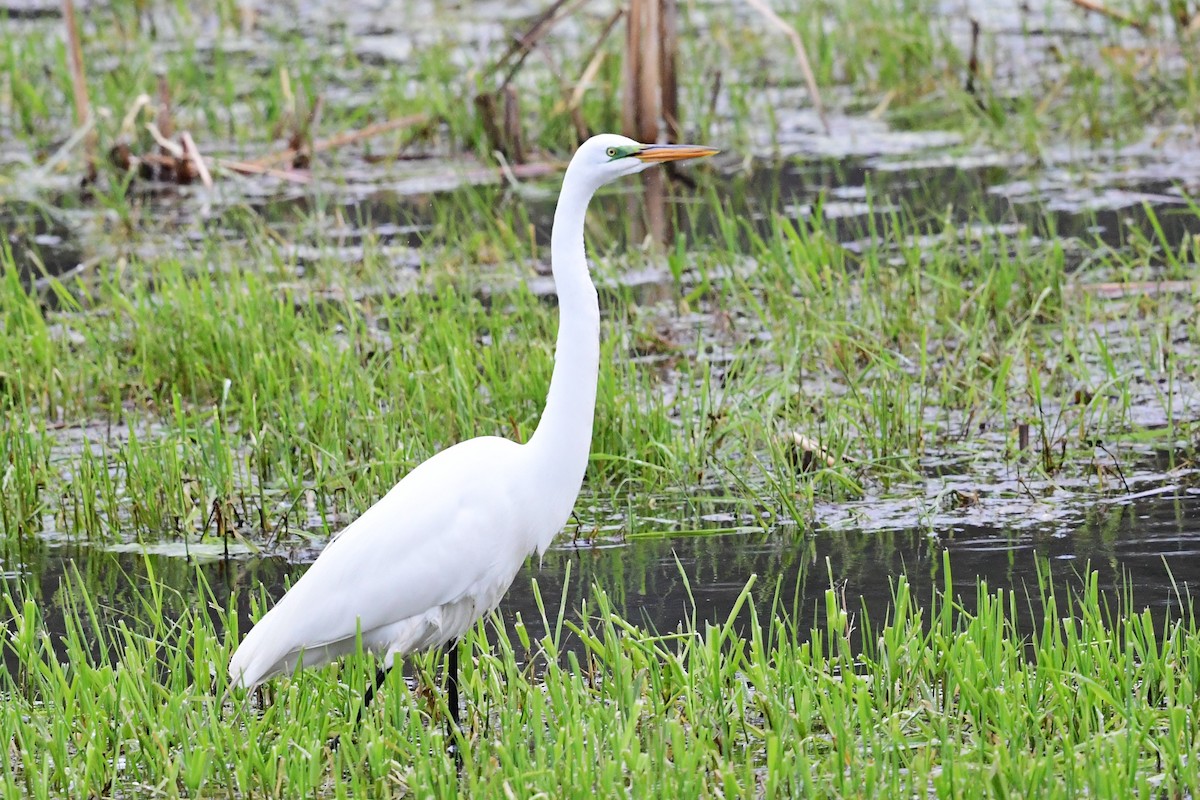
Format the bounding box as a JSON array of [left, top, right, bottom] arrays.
[[229, 436, 540, 687]]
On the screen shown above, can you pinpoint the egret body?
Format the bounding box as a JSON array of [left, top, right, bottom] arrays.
[[228, 135, 718, 713]]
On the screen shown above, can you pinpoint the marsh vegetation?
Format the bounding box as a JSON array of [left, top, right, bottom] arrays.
[[2, 0, 1199, 796]]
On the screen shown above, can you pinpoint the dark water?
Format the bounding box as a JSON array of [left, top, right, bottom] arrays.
[[5, 488, 1196, 671], [1, 201, 84, 280]]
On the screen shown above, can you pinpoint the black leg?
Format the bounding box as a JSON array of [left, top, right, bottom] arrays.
[[329, 664, 389, 751], [446, 643, 460, 732], [360, 664, 389, 715], [445, 641, 463, 770]]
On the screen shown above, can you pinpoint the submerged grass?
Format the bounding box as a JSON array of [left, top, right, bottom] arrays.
[[0, 557, 1196, 797]]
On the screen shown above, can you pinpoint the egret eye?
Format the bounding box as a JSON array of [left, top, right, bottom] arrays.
[[606, 147, 617, 158]]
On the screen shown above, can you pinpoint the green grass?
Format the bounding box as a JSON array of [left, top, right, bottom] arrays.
[[2, 177, 1198, 543], [0, 556, 1196, 797], [0, 4, 1198, 796]]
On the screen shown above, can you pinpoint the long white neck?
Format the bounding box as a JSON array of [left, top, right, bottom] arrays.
[[526, 165, 602, 550]]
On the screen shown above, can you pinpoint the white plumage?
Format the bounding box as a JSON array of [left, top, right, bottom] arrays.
[[228, 134, 718, 694], [229, 437, 535, 687]]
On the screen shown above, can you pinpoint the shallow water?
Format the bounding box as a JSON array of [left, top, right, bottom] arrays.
[[5, 486, 1196, 674]]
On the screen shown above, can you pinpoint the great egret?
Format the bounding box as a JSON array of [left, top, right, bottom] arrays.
[[228, 134, 718, 734]]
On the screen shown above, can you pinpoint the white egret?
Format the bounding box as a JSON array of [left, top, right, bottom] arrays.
[[228, 134, 718, 734]]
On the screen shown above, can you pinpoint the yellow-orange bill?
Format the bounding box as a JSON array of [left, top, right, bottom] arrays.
[[634, 144, 720, 163]]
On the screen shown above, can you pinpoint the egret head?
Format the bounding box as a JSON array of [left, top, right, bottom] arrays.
[[568, 133, 718, 191]]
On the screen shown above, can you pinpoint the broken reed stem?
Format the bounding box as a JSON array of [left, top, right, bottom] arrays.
[[291, 95, 326, 168], [569, 8, 624, 109], [502, 86, 525, 163], [214, 159, 312, 183], [479, 0, 602, 153], [476, 92, 507, 159], [61, 0, 97, 179], [965, 18, 980, 95], [637, 0, 660, 145], [497, 0, 570, 81], [497, 0, 594, 88], [742, 0, 830, 135], [623, 0, 671, 245], [247, 112, 430, 169], [156, 75, 174, 142], [621, 0, 640, 139], [181, 133, 213, 189], [1068, 0, 1148, 31]]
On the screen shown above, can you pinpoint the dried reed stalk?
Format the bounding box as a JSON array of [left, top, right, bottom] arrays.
[[502, 86, 525, 163], [156, 75, 174, 141], [659, 0, 680, 142], [246, 112, 430, 169], [496, 0, 594, 88], [479, 0, 597, 160], [181, 132, 213, 189], [1069, 0, 1148, 31], [623, 0, 662, 144], [61, 0, 97, 180], [623, 0, 672, 243], [742, 0, 830, 135]]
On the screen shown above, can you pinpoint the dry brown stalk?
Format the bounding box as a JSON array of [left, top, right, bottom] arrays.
[[623, 0, 663, 144], [1069, 0, 1148, 31], [495, 0, 594, 88], [476, 92, 509, 159], [621, 0, 642, 139], [181, 132, 213, 189], [289, 95, 326, 168], [502, 86, 526, 163], [479, 0, 598, 156], [145, 122, 184, 159], [156, 75, 174, 141], [742, 0, 830, 135], [213, 159, 313, 183], [1071, 280, 1198, 298], [245, 112, 430, 170], [659, 0, 680, 141], [623, 0, 692, 245], [965, 17, 981, 97], [566, 8, 624, 120], [61, 0, 97, 179]]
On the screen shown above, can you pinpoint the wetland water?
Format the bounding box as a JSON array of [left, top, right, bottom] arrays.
[[7, 485, 1199, 670], [5, 131, 1200, 661]]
